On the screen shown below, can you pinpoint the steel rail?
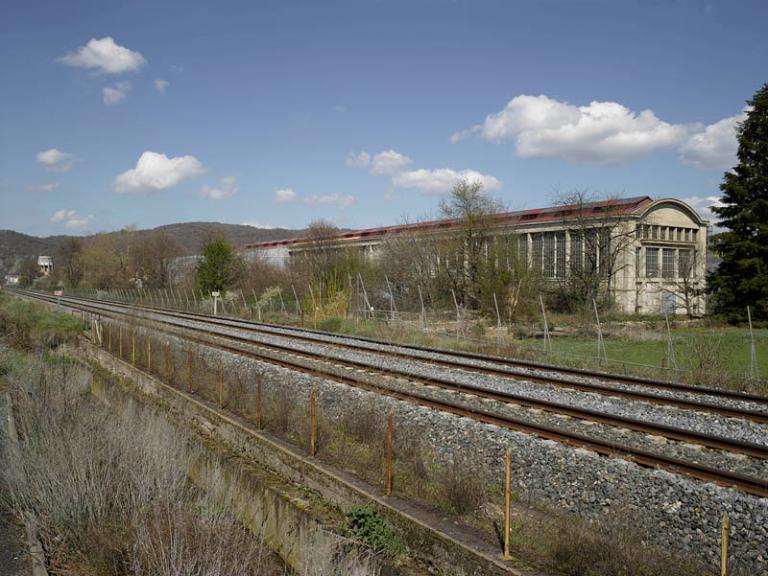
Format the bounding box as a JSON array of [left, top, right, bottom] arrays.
[[84, 301, 768, 498], [19, 289, 768, 424], [19, 290, 768, 469]]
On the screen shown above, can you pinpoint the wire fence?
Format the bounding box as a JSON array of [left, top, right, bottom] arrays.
[[63, 284, 767, 390]]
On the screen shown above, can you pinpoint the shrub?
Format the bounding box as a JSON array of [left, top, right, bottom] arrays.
[[345, 506, 401, 555]]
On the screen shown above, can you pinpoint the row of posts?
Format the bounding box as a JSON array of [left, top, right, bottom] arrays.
[[90, 315, 735, 571]]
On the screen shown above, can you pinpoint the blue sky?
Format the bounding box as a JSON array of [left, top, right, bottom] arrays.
[[1, 0, 766, 236]]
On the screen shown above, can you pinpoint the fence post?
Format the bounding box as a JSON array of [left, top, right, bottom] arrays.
[[119, 326, 123, 358], [386, 412, 394, 496], [592, 299, 608, 365], [539, 295, 552, 354], [664, 311, 678, 370], [147, 337, 152, 372], [493, 292, 502, 351], [385, 274, 396, 320], [165, 342, 171, 382], [131, 332, 136, 366], [108, 323, 112, 352], [503, 447, 512, 560], [748, 306, 758, 379], [255, 373, 263, 429], [187, 350, 193, 392], [451, 289, 461, 341], [309, 387, 317, 457], [218, 365, 224, 408], [279, 288, 287, 316], [292, 284, 301, 322], [721, 511, 729, 576], [417, 285, 426, 331]]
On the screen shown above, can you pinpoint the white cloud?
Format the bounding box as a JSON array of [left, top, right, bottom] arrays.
[[200, 176, 237, 200], [392, 168, 501, 195], [347, 147, 501, 196], [679, 109, 747, 170], [345, 151, 370, 168], [37, 148, 74, 172], [114, 151, 205, 193], [50, 208, 93, 229], [453, 94, 689, 164], [274, 188, 297, 203], [102, 81, 131, 105], [370, 149, 412, 176], [154, 79, 169, 94], [304, 193, 355, 209], [682, 195, 725, 224], [27, 182, 60, 193], [58, 36, 146, 74]]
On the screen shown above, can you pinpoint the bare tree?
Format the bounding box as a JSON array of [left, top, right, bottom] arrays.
[[553, 190, 636, 312], [56, 237, 84, 288], [668, 248, 702, 318], [437, 180, 505, 309], [17, 257, 39, 287]]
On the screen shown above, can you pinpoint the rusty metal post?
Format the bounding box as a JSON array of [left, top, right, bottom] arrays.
[[503, 447, 512, 560], [165, 342, 171, 382], [721, 511, 729, 576], [309, 388, 317, 457], [218, 365, 224, 408], [386, 412, 394, 496], [187, 350, 193, 392], [255, 373, 263, 429], [147, 337, 152, 371]]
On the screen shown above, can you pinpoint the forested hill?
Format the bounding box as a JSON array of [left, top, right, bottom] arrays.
[[0, 222, 307, 276]]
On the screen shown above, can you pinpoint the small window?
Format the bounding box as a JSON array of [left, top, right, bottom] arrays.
[[662, 248, 675, 278], [646, 247, 659, 277], [651, 226, 659, 240]]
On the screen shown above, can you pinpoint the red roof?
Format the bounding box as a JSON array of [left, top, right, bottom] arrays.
[[243, 196, 652, 251]]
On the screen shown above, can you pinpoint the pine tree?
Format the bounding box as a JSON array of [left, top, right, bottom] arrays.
[[709, 83, 768, 320], [196, 237, 243, 295]]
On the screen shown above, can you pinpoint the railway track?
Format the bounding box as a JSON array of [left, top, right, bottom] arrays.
[[22, 290, 768, 420], [12, 289, 768, 497]]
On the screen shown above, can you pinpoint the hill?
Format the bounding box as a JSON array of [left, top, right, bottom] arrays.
[[0, 222, 308, 277]]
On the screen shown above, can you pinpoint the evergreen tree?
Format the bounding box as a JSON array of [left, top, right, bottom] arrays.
[[709, 83, 768, 321], [196, 237, 243, 295]]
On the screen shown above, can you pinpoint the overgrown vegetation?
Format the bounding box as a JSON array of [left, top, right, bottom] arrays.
[[0, 294, 81, 350], [0, 353, 283, 576], [344, 506, 402, 555]]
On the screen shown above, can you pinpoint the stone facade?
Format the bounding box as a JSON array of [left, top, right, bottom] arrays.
[[243, 196, 708, 315]]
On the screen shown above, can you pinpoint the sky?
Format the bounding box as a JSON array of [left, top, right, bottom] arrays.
[[1, 0, 766, 237]]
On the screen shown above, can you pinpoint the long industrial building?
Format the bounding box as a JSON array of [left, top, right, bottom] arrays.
[[243, 196, 708, 315]]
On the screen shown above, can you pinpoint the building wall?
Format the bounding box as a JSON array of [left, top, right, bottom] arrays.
[[248, 198, 708, 316]]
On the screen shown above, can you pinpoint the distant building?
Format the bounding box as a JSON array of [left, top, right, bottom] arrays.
[[3, 273, 20, 286], [243, 196, 708, 316], [38, 255, 53, 276]]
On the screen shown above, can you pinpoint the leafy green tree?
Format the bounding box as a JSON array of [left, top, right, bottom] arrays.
[[196, 237, 243, 295], [709, 83, 768, 320]]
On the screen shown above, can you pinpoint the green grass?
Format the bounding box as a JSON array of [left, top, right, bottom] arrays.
[[0, 293, 83, 350], [544, 327, 768, 378]]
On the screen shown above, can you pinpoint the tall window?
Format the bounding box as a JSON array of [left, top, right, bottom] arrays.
[[646, 247, 659, 277], [662, 248, 675, 278], [679, 249, 693, 278], [543, 232, 555, 278], [555, 232, 566, 278], [517, 234, 528, 267], [570, 232, 583, 272], [531, 233, 542, 273]]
